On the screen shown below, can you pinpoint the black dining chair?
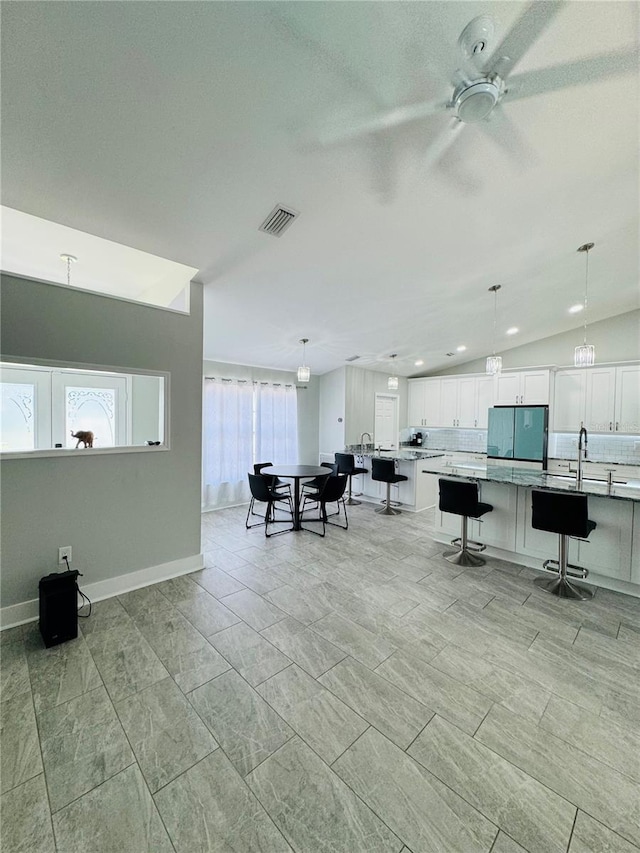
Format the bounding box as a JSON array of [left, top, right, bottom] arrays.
[[245, 473, 294, 537], [301, 462, 337, 498], [248, 462, 291, 517], [301, 474, 349, 536], [335, 453, 368, 505]]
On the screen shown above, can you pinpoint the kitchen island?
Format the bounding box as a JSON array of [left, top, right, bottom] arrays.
[[419, 459, 640, 596], [350, 450, 445, 512]]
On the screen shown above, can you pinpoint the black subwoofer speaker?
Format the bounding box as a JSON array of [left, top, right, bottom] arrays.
[[39, 570, 79, 647]]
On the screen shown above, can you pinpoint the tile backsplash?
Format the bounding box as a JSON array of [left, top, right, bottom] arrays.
[[549, 433, 640, 464], [401, 428, 640, 464], [402, 428, 488, 453]]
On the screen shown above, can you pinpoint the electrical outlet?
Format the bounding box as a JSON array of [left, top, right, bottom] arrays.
[[58, 546, 72, 566]]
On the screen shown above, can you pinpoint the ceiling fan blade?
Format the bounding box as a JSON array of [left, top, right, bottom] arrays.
[[477, 105, 536, 166], [504, 47, 639, 102], [484, 1, 565, 79], [422, 118, 465, 173], [317, 99, 448, 146]]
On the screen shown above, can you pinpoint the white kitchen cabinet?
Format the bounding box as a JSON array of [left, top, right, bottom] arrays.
[[575, 497, 633, 582], [553, 364, 639, 434], [407, 380, 426, 427], [407, 378, 441, 427], [457, 376, 477, 428], [439, 379, 459, 427], [632, 504, 640, 585], [423, 379, 441, 427], [584, 367, 616, 432], [553, 369, 587, 432], [457, 375, 494, 428], [615, 365, 640, 434], [494, 370, 550, 405]]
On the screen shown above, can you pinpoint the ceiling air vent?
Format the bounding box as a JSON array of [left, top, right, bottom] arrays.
[[259, 205, 299, 237], [345, 355, 360, 362]]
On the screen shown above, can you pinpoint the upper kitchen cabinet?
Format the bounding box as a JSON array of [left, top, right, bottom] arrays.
[[494, 370, 551, 406], [455, 376, 494, 428], [553, 369, 587, 431], [615, 365, 640, 434], [408, 378, 440, 427], [584, 367, 617, 432], [408, 374, 493, 428], [554, 364, 639, 433]]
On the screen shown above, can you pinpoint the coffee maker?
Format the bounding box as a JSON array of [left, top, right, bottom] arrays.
[[410, 431, 423, 446]]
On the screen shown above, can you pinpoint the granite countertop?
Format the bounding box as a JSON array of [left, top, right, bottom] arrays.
[[364, 450, 446, 462], [419, 460, 640, 503]]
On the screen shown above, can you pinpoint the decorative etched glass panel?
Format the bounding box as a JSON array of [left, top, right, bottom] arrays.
[[66, 387, 117, 447], [0, 383, 35, 451]]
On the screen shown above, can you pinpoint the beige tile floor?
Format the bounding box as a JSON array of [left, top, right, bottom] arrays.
[[2, 502, 640, 852]]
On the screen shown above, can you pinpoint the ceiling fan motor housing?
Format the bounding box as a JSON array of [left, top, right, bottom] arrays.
[[453, 79, 501, 123]]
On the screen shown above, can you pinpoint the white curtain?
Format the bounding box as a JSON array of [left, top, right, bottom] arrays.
[[202, 378, 299, 509], [255, 382, 298, 466], [202, 378, 253, 508]]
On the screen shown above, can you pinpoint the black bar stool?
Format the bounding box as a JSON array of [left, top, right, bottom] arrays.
[[531, 489, 596, 600], [438, 479, 493, 567], [335, 453, 368, 506], [371, 458, 408, 516]]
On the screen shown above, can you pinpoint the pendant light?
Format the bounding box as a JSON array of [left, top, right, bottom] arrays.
[[60, 253, 78, 286], [387, 354, 399, 390], [485, 284, 503, 375], [574, 242, 596, 367], [297, 338, 311, 383]]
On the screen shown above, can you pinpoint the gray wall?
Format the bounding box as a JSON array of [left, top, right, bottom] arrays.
[[345, 366, 408, 442], [434, 309, 640, 376], [202, 360, 320, 464], [1, 273, 203, 609]]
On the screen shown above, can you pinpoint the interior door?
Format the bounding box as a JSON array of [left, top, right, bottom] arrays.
[[52, 372, 129, 448], [0, 365, 51, 450], [374, 393, 399, 450]]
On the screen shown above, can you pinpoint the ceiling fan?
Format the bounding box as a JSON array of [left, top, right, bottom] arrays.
[[317, 1, 638, 173]]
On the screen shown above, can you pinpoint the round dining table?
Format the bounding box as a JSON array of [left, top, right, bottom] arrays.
[[260, 465, 330, 531]]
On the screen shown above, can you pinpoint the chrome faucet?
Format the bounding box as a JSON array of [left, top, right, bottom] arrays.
[[360, 432, 372, 454], [576, 425, 588, 488]]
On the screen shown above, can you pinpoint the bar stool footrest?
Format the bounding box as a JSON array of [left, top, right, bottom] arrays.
[[450, 537, 486, 553], [541, 559, 589, 580]]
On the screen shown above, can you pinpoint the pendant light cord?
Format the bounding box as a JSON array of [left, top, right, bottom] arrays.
[[492, 287, 497, 356], [583, 248, 589, 346]]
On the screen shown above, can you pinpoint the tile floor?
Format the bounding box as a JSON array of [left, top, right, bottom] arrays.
[[2, 502, 640, 852]]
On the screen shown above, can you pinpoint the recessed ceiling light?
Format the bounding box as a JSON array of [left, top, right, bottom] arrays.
[[414, 359, 424, 366], [569, 303, 584, 314], [456, 345, 467, 352], [506, 327, 519, 335]]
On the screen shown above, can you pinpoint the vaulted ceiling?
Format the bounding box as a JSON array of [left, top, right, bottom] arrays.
[[2, 1, 638, 375]]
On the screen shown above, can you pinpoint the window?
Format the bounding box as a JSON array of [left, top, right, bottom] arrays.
[[202, 378, 298, 508], [0, 362, 166, 454]]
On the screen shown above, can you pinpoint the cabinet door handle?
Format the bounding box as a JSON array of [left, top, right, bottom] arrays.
[[616, 422, 619, 431], [610, 422, 613, 431]]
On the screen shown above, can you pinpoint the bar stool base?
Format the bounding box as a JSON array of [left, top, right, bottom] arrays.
[[346, 497, 361, 506], [534, 574, 594, 600], [376, 505, 401, 516], [443, 549, 486, 567]]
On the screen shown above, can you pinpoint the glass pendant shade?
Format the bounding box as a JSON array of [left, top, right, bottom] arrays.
[[387, 376, 399, 391], [485, 355, 502, 376], [574, 344, 595, 368], [297, 338, 310, 383]]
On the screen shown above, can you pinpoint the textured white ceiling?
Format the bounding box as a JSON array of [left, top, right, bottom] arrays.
[[1, 1, 638, 376]]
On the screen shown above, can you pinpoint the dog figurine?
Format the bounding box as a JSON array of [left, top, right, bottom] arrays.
[[71, 430, 94, 448]]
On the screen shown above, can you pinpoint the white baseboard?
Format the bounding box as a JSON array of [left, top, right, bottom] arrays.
[[0, 553, 204, 630]]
